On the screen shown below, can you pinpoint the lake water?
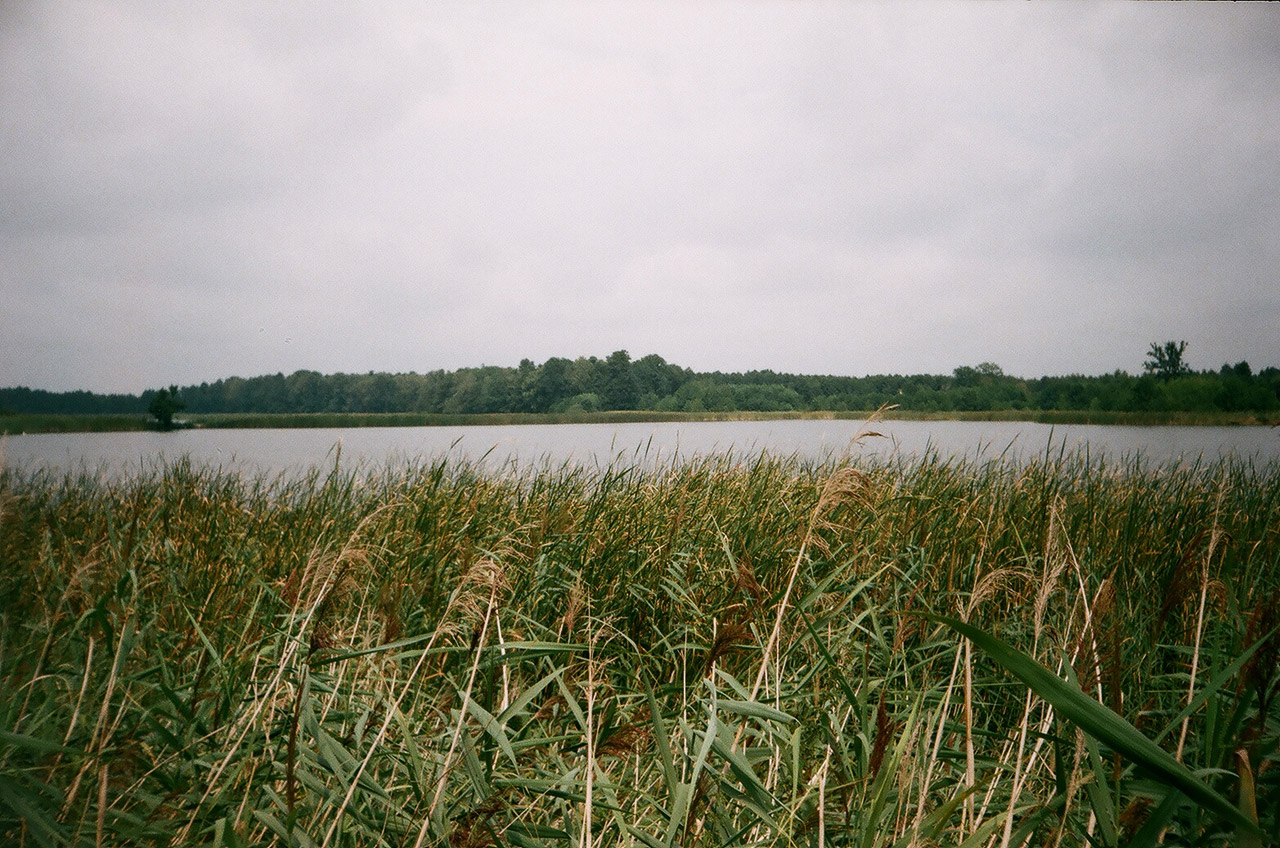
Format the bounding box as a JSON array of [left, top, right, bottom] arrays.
[[4, 419, 1279, 479]]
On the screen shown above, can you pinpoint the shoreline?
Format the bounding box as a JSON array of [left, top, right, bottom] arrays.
[[3, 407, 1277, 435]]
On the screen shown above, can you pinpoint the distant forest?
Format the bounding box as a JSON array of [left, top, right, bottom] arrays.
[[3, 349, 1278, 417]]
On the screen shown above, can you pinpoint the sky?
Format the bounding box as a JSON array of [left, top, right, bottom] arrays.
[[2, 2, 1279, 394]]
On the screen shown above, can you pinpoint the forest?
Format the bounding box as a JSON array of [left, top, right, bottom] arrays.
[[3, 347, 1278, 418]]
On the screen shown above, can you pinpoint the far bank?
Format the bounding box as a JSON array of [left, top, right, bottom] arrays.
[[3, 408, 1277, 435]]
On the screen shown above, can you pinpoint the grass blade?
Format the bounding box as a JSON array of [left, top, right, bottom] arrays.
[[928, 613, 1262, 837]]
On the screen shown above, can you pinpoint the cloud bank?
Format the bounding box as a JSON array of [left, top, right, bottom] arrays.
[[2, 2, 1277, 392]]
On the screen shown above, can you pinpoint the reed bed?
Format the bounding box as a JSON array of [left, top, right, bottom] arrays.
[[1, 448, 1276, 847]]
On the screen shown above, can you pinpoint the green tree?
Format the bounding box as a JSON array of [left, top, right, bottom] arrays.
[[568, 357, 606, 397], [952, 366, 982, 388], [526, 357, 573, 412], [147, 385, 185, 430], [558, 392, 603, 413], [632, 353, 677, 407], [475, 366, 520, 413], [975, 362, 1004, 378], [602, 349, 640, 410], [286, 370, 329, 412], [1144, 341, 1191, 381]]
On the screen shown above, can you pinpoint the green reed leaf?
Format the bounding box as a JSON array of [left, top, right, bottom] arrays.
[[928, 613, 1261, 837]]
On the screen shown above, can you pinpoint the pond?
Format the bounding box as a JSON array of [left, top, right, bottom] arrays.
[[4, 419, 1279, 479]]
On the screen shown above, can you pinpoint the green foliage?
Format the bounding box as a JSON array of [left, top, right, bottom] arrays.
[[0, 386, 142, 415], [146, 384, 185, 429], [5, 346, 1279, 419], [602, 349, 640, 410], [931, 614, 1263, 838], [526, 356, 573, 412], [554, 392, 604, 413], [1146, 340, 1193, 381]]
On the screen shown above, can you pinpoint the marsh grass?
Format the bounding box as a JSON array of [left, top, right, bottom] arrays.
[[0, 414, 152, 435], [1, 449, 1277, 846]]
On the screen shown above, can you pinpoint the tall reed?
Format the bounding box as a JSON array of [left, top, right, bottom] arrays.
[[1, 449, 1276, 845]]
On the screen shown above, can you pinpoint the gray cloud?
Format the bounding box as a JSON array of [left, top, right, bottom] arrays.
[[2, 2, 1277, 392]]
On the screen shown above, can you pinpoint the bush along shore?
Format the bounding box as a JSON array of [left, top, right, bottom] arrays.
[[1, 448, 1277, 846]]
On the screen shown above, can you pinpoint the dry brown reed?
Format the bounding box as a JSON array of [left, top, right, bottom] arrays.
[[1, 447, 1275, 846]]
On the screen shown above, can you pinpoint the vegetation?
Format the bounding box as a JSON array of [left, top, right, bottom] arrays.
[[3, 344, 1278, 424], [0, 387, 143, 416], [147, 385, 186, 431], [2, 446, 1276, 845], [1145, 341, 1192, 382], [0, 414, 154, 435]]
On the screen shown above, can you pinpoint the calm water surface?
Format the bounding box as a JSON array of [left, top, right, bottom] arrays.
[[4, 419, 1279, 478]]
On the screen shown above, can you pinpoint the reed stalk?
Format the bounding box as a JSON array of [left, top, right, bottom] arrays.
[[0, 449, 1275, 846]]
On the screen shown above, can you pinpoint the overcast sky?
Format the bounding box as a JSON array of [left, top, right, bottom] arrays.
[[2, 2, 1278, 393]]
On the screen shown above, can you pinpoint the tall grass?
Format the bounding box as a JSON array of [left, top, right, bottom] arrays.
[[1, 449, 1276, 846], [0, 414, 152, 435]]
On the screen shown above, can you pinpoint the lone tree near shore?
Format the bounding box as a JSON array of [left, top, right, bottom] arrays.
[[147, 385, 185, 430], [1144, 340, 1191, 381]]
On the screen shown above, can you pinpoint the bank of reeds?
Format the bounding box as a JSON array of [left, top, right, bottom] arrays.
[[1, 448, 1277, 846], [0, 414, 154, 435]]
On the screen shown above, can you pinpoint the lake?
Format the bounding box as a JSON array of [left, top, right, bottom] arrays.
[[4, 419, 1279, 479]]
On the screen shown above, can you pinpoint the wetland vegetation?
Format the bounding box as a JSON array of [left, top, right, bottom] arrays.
[[2, 445, 1276, 845]]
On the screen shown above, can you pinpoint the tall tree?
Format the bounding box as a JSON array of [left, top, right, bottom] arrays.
[[1145, 341, 1191, 381], [602, 349, 639, 410], [147, 385, 185, 430], [526, 357, 573, 412], [632, 353, 687, 405]]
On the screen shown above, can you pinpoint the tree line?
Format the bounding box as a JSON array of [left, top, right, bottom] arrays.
[[2, 345, 1277, 418]]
